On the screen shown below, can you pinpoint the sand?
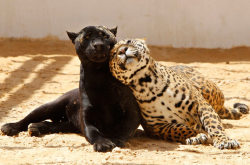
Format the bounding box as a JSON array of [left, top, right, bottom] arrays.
[[0, 38, 249, 165]]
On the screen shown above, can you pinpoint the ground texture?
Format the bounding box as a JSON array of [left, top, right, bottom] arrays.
[[0, 38, 249, 165]]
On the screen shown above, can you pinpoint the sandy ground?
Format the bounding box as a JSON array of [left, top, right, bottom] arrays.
[[0, 38, 249, 165]]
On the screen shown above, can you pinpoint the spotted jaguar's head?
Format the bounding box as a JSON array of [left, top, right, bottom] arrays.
[[110, 39, 150, 84]]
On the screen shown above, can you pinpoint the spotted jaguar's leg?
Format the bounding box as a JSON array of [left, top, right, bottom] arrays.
[[145, 122, 208, 145], [217, 103, 249, 120], [186, 133, 209, 145], [199, 103, 240, 149], [198, 80, 249, 120]]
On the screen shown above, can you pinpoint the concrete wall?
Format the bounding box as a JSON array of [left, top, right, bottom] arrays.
[[0, 0, 250, 48]]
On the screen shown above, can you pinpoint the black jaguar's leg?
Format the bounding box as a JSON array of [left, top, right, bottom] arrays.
[[1, 101, 57, 136], [82, 110, 117, 152], [28, 121, 79, 137], [1, 89, 79, 136], [110, 85, 141, 147], [79, 69, 116, 152], [80, 106, 117, 152], [1, 122, 26, 136]]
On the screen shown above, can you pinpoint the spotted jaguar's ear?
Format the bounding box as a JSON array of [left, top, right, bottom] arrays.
[[137, 38, 147, 41], [110, 26, 118, 36], [66, 31, 78, 44], [110, 48, 117, 57]]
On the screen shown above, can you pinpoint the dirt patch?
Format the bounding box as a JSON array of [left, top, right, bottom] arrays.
[[0, 38, 249, 165]]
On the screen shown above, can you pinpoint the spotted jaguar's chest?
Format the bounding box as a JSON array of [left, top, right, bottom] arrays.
[[128, 63, 200, 127]]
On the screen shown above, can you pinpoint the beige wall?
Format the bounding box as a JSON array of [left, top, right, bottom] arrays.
[[0, 0, 250, 48]]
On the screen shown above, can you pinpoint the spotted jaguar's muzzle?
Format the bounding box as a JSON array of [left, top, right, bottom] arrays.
[[115, 45, 141, 70]]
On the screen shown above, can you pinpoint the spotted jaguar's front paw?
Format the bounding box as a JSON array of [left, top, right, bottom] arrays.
[[234, 103, 249, 114], [186, 133, 208, 145], [213, 139, 240, 149]]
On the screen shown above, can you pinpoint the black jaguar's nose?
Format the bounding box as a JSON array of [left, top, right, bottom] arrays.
[[93, 42, 105, 51]]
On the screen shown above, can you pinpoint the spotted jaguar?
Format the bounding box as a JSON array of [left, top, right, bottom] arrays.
[[109, 39, 249, 149]]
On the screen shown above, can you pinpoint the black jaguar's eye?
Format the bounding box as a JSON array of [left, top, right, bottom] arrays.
[[84, 35, 89, 39], [104, 35, 109, 39]]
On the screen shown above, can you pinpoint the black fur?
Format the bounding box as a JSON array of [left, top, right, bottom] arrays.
[[1, 26, 141, 152]]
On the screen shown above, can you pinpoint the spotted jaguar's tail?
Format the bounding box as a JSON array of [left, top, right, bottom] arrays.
[[217, 103, 249, 120]]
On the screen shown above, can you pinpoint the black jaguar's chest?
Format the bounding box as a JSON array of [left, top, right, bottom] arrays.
[[82, 72, 125, 133], [84, 71, 119, 99]]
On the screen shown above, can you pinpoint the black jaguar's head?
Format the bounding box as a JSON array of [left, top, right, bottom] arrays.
[[67, 26, 117, 63]]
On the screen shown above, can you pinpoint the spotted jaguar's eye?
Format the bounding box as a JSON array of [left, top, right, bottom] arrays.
[[118, 51, 123, 55]]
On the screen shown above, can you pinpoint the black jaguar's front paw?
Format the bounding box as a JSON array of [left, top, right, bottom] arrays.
[[93, 138, 116, 152], [111, 138, 126, 148], [28, 123, 45, 137], [1, 123, 26, 136]]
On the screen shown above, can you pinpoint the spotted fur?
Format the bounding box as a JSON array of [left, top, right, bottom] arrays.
[[110, 39, 249, 149]]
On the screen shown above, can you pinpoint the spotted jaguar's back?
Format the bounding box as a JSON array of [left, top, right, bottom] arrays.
[[170, 65, 248, 119], [110, 39, 249, 149]]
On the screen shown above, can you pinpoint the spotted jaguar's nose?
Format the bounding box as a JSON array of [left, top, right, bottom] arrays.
[[116, 45, 139, 62], [118, 47, 128, 55]]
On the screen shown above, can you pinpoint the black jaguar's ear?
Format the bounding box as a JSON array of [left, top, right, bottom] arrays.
[[66, 31, 78, 44], [110, 26, 118, 36]]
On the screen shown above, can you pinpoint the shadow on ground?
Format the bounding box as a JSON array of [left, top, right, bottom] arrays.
[[0, 55, 73, 120]]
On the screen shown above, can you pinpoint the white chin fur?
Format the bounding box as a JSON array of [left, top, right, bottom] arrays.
[[126, 58, 135, 65], [117, 54, 126, 64]]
